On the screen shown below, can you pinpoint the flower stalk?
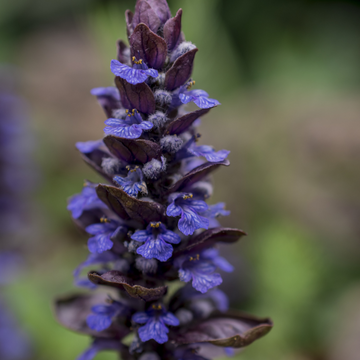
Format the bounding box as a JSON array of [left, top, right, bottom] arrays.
[[55, 1, 273, 359]]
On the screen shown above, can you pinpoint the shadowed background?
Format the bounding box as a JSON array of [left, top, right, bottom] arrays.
[[1, 0, 360, 359]]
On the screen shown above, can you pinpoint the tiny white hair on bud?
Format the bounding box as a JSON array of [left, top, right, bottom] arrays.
[[175, 308, 193, 326], [135, 257, 158, 274], [142, 156, 167, 179], [101, 157, 122, 175], [160, 135, 183, 154], [170, 41, 197, 62], [154, 89, 172, 107], [148, 111, 169, 129], [112, 108, 127, 119]]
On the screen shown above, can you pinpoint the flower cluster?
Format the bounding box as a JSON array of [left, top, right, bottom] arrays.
[[0, 76, 32, 360], [56, 1, 273, 359]]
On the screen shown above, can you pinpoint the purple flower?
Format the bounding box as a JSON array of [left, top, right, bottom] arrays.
[[87, 301, 126, 332], [86, 220, 125, 254], [0, 299, 31, 360], [67, 185, 107, 219], [178, 84, 220, 109], [110, 58, 158, 85], [175, 254, 222, 293], [200, 202, 230, 228], [104, 109, 153, 139], [133, 305, 179, 344], [189, 145, 229, 162], [77, 339, 123, 360], [0, 252, 22, 285], [113, 167, 147, 197], [201, 248, 234, 273], [131, 222, 181, 261], [167, 193, 209, 236], [90, 87, 120, 101], [75, 139, 103, 154], [178, 136, 229, 163], [73, 251, 118, 289]]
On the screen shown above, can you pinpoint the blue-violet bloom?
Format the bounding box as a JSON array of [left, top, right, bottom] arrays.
[[67, 185, 107, 219], [200, 202, 230, 228], [175, 254, 222, 293], [87, 301, 126, 332], [131, 222, 181, 262], [167, 193, 209, 236], [201, 248, 234, 273], [113, 167, 147, 197], [104, 109, 153, 139], [110, 58, 158, 85], [179, 87, 220, 109], [86, 220, 125, 254], [133, 305, 179, 344]]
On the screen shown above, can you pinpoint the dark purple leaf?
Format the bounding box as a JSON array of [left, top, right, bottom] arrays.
[[166, 160, 230, 194], [163, 9, 182, 51], [104, 135, 161, 164], [54, 293, 129, 339], [146, 0, 171, 24], [115, 76, 155, 114], [96, 184, 165, 224], [172, 311, 273, 348], [117, 40, 131, 65], [96, 184, 130, 220], [125, 10, 134, 37], [174, 227, 246, 256], [166, 108, 212, 135], [130, 23, 167, 70], [88, 270, 167, 301], [80, 150, 113, 182], [165, 48, 198, 91], [132, 0, 161, 34]]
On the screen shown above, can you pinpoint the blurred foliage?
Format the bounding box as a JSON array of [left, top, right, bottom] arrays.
[[2, 0, 360, 360]]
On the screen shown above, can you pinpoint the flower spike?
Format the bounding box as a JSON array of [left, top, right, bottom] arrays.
[[57, 0, 273, 359]]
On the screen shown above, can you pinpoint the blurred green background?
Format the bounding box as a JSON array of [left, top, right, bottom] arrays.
[[1, 0, 360, 359]]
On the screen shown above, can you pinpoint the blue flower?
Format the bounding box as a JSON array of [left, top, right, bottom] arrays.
[[90, 87, 120, 101], [175, 253, 222, 293], [167, 193, 209, 236], [175, 82, 220, 109], [86, 301, 125, 332], [113, 167, 147, 197], [73, 251, 118, 289], [201, 248, 234, 273], [77, 339, 122, 360], [76, 140, 103, 154], [131, 222, 181, 262], [104, 109, 153, 139], [189, 145, 229, 162], [133, 305, 179, 344], [86, 220, 126, 254], [0, 299, 31, 360], [0, 252, 22, 285], [180, 284, 229, 312], [200, 202, 230, 228], [67, 185, 107, 219], [110, 58, 158, 85]]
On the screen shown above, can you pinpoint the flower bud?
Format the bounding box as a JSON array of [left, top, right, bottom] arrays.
[[135, 257, 158, 274], [142, 156, 167, 179], [170, 41, 197, 62], [160, 135, 183, 154], [154, 89, 172, 107], [101, 157, 122, 176]]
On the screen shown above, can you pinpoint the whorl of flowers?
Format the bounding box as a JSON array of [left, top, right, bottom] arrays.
[[0, 74, 32, 360], [56, 1, 273, 359]]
